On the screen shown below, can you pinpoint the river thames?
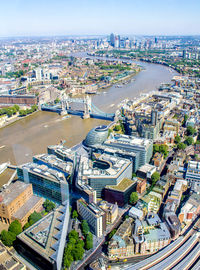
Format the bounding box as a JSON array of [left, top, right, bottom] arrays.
[[0, 58, 178, 185]]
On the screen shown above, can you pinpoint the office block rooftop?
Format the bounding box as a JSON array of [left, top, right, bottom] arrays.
[[78, 153, 131, 180], [105, 134, 153, 149], [47, 144, 75, 161], [33, 154, 73, 175], [78, 199, 105, 218], [18, 163, 66, 184], [17, 202, 69, 270]]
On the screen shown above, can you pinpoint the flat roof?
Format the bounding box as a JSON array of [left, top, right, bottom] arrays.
[[13, 195, 43, 220], [17, 202, 69, 264], [144, 223, 170, 242], [105, 178, 135, 192], [0, 181, 31, 206], [106, 134, 152, 148], [78, 154, 131, 179], [19, 162, 66, 184], [34, 154, 73, 174], [0, 242, 25, 270], [48, 144, 74, 159], [138, 163, 156, 173]]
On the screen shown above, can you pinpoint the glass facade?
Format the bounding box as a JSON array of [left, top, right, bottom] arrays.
[[84, 125, 108, 147], [17, 168, 69, 204]]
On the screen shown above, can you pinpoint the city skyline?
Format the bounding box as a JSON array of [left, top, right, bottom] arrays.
[[0, 0, 200, 37]]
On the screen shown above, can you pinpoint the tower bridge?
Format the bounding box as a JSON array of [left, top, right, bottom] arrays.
[[41, 94, 115, 121]]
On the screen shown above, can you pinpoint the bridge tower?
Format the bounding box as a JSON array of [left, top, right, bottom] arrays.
[[60, 93, 68, 115], [83, 95, 91, 119]]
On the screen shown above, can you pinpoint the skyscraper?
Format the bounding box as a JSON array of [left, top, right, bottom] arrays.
[[110, 33, 115, 47], [114, 35, 120, 48]]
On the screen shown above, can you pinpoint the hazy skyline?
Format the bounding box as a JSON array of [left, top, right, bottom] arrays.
[[0, 0, 200, 37]]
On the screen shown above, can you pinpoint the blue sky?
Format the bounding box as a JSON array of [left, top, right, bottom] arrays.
[[0, 0, 200, 37]]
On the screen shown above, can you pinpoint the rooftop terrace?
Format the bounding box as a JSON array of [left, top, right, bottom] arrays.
[[106, 178, 135, 192]]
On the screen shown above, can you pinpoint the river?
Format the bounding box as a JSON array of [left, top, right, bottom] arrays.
[[0, 55, 178, 185]]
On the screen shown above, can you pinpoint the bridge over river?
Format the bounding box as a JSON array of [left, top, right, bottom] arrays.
[[41, 94, 115, 121]]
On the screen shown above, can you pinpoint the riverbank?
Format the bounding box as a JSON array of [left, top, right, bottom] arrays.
[[89, 52, 180, 76], [95, 69, 140, 94], [0, 110, 39, 130]]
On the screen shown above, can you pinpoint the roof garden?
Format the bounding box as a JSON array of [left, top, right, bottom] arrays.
[[106, 178, 135, 192]]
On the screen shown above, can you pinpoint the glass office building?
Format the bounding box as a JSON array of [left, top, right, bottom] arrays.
[[17, 163, 69, 204]]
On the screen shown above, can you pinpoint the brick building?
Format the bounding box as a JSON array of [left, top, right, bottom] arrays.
[[0, 95, 37, 105], [136, 179, 147, 194], [0, 181, 43, 227]]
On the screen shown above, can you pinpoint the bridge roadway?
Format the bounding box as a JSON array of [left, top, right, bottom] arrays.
[[41, 102, 115, 121], [124, 218, 200, 270]]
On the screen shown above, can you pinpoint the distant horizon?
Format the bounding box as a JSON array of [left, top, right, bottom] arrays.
[[0, 34, 200, 39]]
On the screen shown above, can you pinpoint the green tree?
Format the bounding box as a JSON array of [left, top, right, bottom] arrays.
[[81, 220, 90, 236], [177, 142, 186, 150], [114, 125, 121, 131], [0, 230, 16, 246], [8, 220, 22, 236], [28, 211, 42, 226], [23, 222, 30, 230], [6, 109, 13, 117], [19, 110, 27, 116], [68, 230, 79, 241], [159, 144, 168, 158], [72, 245, 84, 261], [187, 126, 196, 136], [72, 210, 78, 219], [85, 232, 93, 250], [63, 252, 73, 268], [13, 104, 20, 111], [174, 135, 181, 144], [129, 192, 139, 205], [108, 229, 116, 240], [43, 199, 56, 213], [77, 239, 84, 247], [151, 172, 160, 186], [31, 105, 38, 111], [185, 136, 194, 146], [68, 237, 76, 245]]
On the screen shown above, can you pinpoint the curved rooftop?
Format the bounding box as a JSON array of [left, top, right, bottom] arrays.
[[84, 125, 108, 147]]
